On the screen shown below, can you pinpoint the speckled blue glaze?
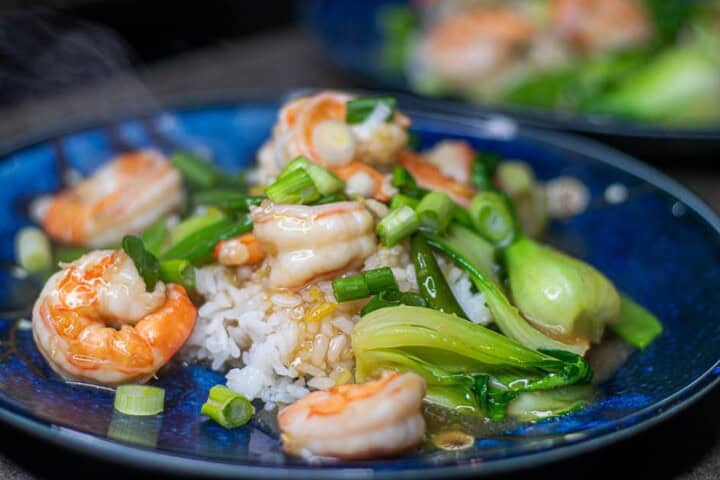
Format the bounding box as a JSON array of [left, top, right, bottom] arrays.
[[1, 101, 719, 479]]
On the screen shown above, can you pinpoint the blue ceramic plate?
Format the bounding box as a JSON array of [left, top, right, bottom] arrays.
[[1, 97, 719, 478]]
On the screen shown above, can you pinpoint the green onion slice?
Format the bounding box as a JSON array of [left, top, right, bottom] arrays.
[[192, 190, 265, 212], [345, 96, 397, 124], [390, 193, 420, 210], [416, 191, 455, 234], [159, 259, 196, 290], [332, 267, 399, 302], [114, 385, 165, 416], [15, 226, 52, 273], [376, 205, 420, 247], [265, 168, 321, 204], [201, 385, 255, 429], [279, 156, 344, 196]]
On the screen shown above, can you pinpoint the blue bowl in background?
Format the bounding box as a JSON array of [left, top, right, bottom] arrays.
[[297, 0, 720, 163], [0, 94, 719, 478]]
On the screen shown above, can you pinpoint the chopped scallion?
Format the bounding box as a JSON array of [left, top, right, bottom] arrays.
[[332, 275, 371, 302], [279, 156, 344, 195], [333, 267, 399, 302], [201, 385, 254, 429], [15, 226, 52, 273], [469, 192, 518, 248], [265, 168, 321, 204], [416, 191, 455, 234], [471, 153, 500, 191], [161, 216, 253, 265], [363, 267, 398, 293], [114, 385, 165, 416], [170, 208, 226, 246], [392, 166, 417, 189], [345, 96, 397, 124], [159, 259, 196, 290], [170, 152, 220, 189], [376, 205, 420, 246], [310, 192, 349, 205], [192, 190, 265, 212], [390, 193, 420, 210], [141, 217, 169, 256], [360, 290, 427, 316]]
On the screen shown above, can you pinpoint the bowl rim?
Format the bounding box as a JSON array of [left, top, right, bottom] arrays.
[[1, 91, 719, 479]]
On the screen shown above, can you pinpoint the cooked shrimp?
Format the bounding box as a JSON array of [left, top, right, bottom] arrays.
[[251, 200, 376, 289], [332, 162, 395, 202], [399, 150, 474, 207], [421, 7, 535, 85], [422, 140, 475, 185], [32, 250, 196, 385], [278, 372, 427, 459], [550, 0, 651, 54], [259, 91, 410, 176], [213, 233, 265, 266], [41, 150, 183, 247]]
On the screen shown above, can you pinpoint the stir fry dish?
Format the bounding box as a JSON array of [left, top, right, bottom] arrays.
[[381, 0, 720, 126], [15, 91, 662, 460]]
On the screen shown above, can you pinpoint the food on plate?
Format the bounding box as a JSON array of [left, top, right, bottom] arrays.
[[19, 90, 662, 460], [380, 0, 720, 126]]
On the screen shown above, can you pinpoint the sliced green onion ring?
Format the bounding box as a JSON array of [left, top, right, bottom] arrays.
[[201, 385, 255, 429], [376, 205, 420, 246], [114, 385, 165, 416], [15, 226, 52, 273]]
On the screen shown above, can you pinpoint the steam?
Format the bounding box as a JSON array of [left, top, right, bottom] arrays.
[[0, 9, 159, 144]]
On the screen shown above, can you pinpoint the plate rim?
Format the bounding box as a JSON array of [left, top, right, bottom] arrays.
[[1, 94, 719, 478]]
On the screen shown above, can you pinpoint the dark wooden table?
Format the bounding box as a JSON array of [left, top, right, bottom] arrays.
[[1, 27, 718, 479]]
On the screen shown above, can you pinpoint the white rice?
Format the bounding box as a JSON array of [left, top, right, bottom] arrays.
[[185, 243, 492, 408]]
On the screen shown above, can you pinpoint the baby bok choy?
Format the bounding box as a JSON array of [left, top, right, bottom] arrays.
[[452, 190, 629, 351], [505, 236, 621, 345], [353, 306, 592, 420]]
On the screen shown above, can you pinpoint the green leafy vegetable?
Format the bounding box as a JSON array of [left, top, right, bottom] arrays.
[[426, 232, 586, 354], [506, 385, 594, 421], [610, 295, 663, 349], [587, 43, 720, 124], [505, 236, 621, 345], [353, 306, 592, 419], [122, 236, 161, 292]]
